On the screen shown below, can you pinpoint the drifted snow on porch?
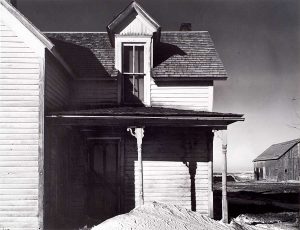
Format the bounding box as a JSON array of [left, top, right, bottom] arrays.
[[92, 202, 232, 230], [91, 202, 299, 230]]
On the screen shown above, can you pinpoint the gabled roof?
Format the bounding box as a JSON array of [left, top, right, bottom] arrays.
[[0, 0, 75, 77], [45, 31, 227, 80], [253, 139, 300, 162], [0, 0, 53, 49], [107, 1, 160, 46]]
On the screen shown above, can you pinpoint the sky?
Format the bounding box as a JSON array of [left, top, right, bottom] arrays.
[[15, 0, 300, 172]]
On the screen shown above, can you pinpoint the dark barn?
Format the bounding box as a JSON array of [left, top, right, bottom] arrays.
[[253, 139, 300, 181]]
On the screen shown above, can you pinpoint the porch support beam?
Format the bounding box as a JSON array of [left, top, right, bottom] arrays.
[[221, 130, 228, 223], [127, 127, 144, 206]]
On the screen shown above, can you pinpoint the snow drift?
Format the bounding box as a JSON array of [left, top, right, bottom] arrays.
[[91, 202, 233, 230]]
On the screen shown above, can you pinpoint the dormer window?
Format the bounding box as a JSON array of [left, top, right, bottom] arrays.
[[123, 44, 145, 103], [107, 1, 160, 106]]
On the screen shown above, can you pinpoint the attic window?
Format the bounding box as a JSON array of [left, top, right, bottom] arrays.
[[122, 44, 145, 103], [123, 45, 144, 73]]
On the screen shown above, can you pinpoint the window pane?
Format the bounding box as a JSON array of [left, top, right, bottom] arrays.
[[124, 75, 134, 102], [135, 75, 144, 101], [134, 46, 144, 73], [123, 46, 133, 73], [124, 75, 144, 103]]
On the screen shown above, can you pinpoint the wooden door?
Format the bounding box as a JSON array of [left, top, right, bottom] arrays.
[[87, 139, 120, 221]]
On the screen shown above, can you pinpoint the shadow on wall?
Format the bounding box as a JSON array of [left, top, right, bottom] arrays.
[[124, 127, 212, 213], [45, 125, 213, 229], [186, 162, 197, 211]]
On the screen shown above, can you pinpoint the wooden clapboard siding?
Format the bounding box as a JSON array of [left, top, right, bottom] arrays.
[[71, 79, 118, 107], [45, 50, 70, 111], [150, 79, 213, 111], [0, 18, 42, 230], [119, 16, 155, 35], [124, 127, 212, 214]]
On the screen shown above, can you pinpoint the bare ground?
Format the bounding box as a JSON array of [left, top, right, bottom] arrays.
[[213, 181, 300, 220]]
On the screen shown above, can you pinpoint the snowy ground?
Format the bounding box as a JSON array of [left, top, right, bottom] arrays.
[[90, 202, 299, 230], [91, 202, 232, 230]]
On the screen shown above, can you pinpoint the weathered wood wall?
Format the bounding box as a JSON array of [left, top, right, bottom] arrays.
[[43, 126, 213, 228], [150, 80, 214, 111], [124, 127, 213, 215], [0, 19, 41, 229], [71, 79, 118, 108], [44, 124, 87, 228], [45, 50, 70, 112], [254, 143, 300, 181]]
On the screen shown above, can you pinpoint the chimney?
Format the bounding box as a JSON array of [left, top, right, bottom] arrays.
[[179, 23, 192, 31]]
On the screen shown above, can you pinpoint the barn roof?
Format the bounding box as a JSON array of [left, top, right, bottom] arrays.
[[253, 139, 300, 162], [44, 31, 227, 80]]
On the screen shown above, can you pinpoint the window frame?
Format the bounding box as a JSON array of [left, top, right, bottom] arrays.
[[122, 43, 146, 103], [122, 43, 145, 75]]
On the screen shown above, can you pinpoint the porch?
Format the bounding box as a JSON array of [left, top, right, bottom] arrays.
[[44, 107, 243, 228]]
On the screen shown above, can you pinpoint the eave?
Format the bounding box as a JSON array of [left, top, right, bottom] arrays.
[[152, 77, 228, 82], [1, 0, 77, 78], [46, 107, 244, 128]]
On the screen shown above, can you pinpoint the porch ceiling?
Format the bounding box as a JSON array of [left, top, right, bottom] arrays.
[[46, 106, 244, 127]]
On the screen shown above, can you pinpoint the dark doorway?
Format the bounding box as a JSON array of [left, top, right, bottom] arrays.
[[87, 138, 120, 222]]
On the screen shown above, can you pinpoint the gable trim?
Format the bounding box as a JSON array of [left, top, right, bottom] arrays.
[[107, 1, 160, 47], [1, 0, 77, 78], [0, 0, 53, 50]]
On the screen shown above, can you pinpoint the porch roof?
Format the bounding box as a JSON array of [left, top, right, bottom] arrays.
[[46, 107, 244, 127]]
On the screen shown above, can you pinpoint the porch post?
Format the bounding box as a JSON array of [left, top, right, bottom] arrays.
[[127, 127, 144, 206], [221, 130, 228, 223]]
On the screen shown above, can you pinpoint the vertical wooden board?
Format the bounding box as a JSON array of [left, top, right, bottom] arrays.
[[44, 125, 88, 228], [44, 51, 70, 111]]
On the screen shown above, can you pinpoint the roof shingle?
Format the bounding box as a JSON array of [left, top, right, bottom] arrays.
[[45, 31, 227, 79], [153, 32, 227, 79]]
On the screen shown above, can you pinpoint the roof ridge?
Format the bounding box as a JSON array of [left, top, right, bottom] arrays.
[[43, 31, 107, 34], [43, 31, 209, 34], [253, 138, 300, 162], [161, 31, 209, 33], [1, 0, 76, 78], [272, 138, 300, 146], [1, 0, 54, 49]]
